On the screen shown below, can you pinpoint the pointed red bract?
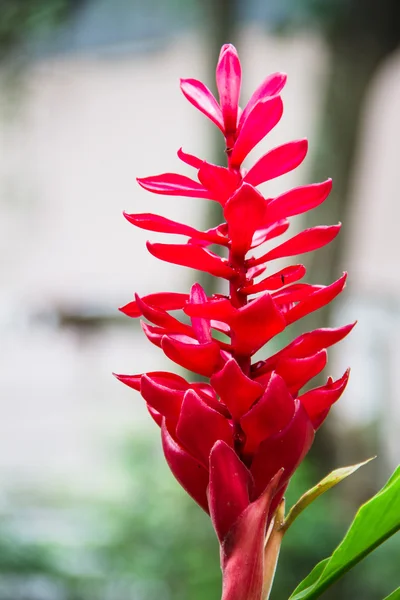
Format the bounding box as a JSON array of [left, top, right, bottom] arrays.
[[299, 369, 350, 428], [162, 420, 210, 512], [216, 44, 242, 135], [198, 161, 240, 204], [147, 242, 236, 279], [230, 96, 284, 168], [180, 78, 224, 131], [177, 147, 203, 169], [220, 471, 284, 600], [211, 358, 263, 420], [161, 335, 223, 377], [250, 224, 341, 266], [208, 441, 253, 542], [238, 72, 286, 129], [244, 139, 308, 186], [240, 265, 306, 295], [176, 390, 233, 468], [119, 291, 189, 317], [224, 184, 267, 257], [265, 179, 332, 222], [251, 401, 315, 498], [137, 172, 211, 199], [240, 373, 295, 455], [140, 372, 187, 420]]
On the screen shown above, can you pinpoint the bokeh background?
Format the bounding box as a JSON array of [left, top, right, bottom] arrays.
[[1, 1, 400, 599]]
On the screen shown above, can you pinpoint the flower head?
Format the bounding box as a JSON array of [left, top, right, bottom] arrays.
[[116, 44, 353, 600]]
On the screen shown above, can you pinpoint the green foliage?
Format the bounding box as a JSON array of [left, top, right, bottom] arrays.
[[289, 466, 400, 599], [383, 587, 400, 600]]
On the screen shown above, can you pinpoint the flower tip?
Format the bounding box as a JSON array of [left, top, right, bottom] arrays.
[[136, 177, 147, 190], [270, 467, 285, 491], [122, 210, 134, 223], [219, 43, 238, 58]]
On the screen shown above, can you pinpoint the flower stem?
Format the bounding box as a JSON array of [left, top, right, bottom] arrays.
[[262, 500, 286, 600]]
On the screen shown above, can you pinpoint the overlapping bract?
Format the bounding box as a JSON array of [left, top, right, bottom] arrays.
[[117, 44, 352, 600]]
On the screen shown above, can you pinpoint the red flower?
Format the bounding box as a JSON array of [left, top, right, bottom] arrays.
[[116, 43, 353, 600]]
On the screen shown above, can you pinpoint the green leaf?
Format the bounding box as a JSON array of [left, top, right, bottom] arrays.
[[383, 587, 400, 600], [282, 458, 374, 532], [289, 465, 400, 600]]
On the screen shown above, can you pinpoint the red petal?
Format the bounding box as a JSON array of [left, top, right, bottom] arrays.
[[208, 441, 252, 542], [184, 297, 237, 322], [244, 139, 308, 186], [140, 372, 188, 420], [124, 212, 207, 239], [113, 373, 141, 391], [211, 358, 264, 421], [216, 44, 241, 134], [176, 389, 233, 467], [285, 273, 347, 325], [272, 283, 323, 305], [246, 264, 266, 280], [240, 265, 306, 295], [192, 382, 231, 417], [231, 294, 286, 356], [224, 184, 267, 257], [177, 147, 203, 169], [265, 179, 332, 223], [161, 335, 223, 377], [147, 242, 236, 279], [189, 283, 212, 344], [198, 162, 240, 205], [259, 322, 355, 372], [220, 470, 284, 600], [299, 369, 350, 429], [137, 172, 211, 198], [189, 224, 229, 247], [147, 405, 162, 427], [251, 401, 315, 498], [275, 350, 328, 395], [250, 219, 290, 249], [180, 78, 224, 131], [141, 322, 164, 347], [124, 212, 188, 235], [238, 72, 286, 130], [119, 292, 189, 318], [230, 96, 284, 168], [250, 224, 341, 266], [240, 373, 295, 455], [135, 294, 191, 335], [161, 419, 209, 512]]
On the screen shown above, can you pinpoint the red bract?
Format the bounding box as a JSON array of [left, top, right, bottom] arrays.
[[116, 43, 353, 600]]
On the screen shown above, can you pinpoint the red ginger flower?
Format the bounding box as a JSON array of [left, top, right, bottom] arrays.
[[116, 43, 353, 600]]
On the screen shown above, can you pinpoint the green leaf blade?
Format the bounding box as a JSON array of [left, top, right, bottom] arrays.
[[383, 587, 400, 600], [283, 458, 374, 532], [289, 466, 400, 600]]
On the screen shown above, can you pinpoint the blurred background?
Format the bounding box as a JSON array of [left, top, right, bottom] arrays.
[[0, 1, 399, 598]]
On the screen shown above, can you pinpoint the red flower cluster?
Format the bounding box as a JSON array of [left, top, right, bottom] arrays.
[[116, 44, 353, 600]]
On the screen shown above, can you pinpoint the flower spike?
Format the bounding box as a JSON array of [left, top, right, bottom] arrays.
[[118, 44, 352, 600]]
